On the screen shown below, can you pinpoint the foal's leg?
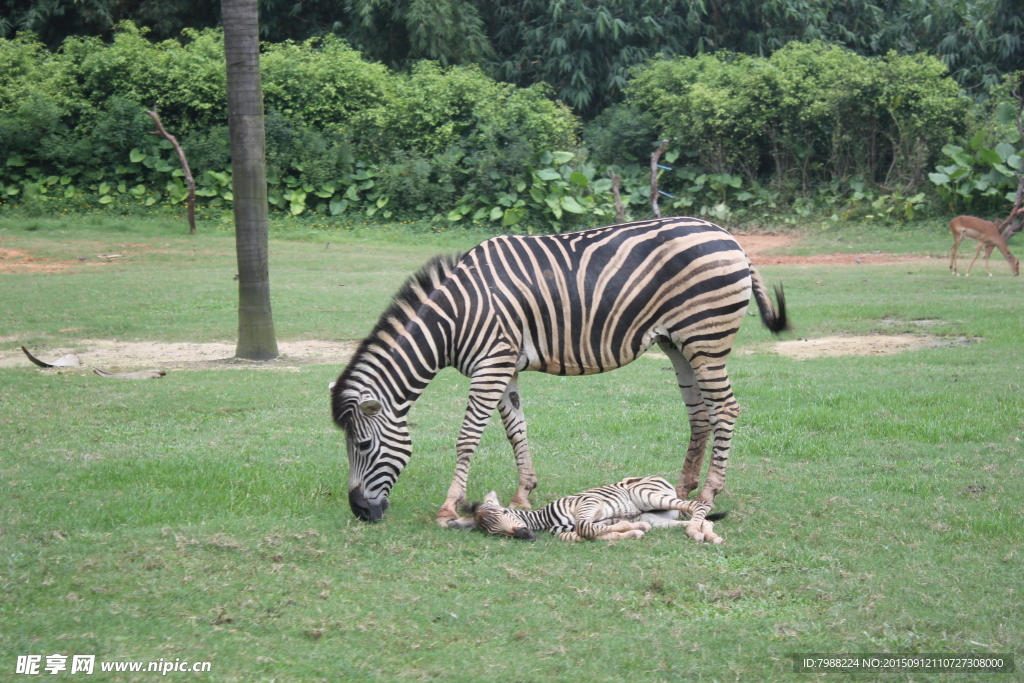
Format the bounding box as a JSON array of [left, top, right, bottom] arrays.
[[559, 522, 648, 542], [639, 512, 723, 545]]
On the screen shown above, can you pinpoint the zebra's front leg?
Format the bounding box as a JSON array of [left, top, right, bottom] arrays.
[[437, 359, 517, 526], [497, 373, 537, 508], [658, 342, 712, 499]]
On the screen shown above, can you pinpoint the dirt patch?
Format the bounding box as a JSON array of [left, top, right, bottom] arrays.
[[772, 334, 975, 360], [732, 234, 799, 257], [0, 246, 118, 273], [648, 332, 973, 361], [1, 339, 358, 370], [732, 234, 930, 265]]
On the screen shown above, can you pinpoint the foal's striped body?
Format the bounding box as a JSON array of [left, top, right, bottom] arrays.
[[458, 476, 724, 543]]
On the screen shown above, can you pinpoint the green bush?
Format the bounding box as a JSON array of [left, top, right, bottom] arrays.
[[583, 104, 659, 168], [0, 25, 990, 230], [927, 71, 1023, 217], [0, 25, 579, 228], [261, 36, 389, 129], [628, 42, 967, 197]]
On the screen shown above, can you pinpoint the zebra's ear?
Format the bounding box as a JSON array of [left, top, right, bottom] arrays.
[[357, 390, 382, 416], [358, 398, 381, 416]]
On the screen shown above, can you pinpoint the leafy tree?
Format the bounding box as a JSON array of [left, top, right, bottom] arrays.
[[5, 0, 1022, 114], [484, 0, 701, 118], [928, 0, 1024, 94], [343, 0, 492, 67], [0, 0, 220, 46]]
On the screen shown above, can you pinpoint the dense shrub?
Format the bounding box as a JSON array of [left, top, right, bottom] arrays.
[[583, 104, 659, 168], [1, 25, 1014, 230], [927, 73, 1024, 217], [0, 25, 578, 225], [628, 43, 968, 194]]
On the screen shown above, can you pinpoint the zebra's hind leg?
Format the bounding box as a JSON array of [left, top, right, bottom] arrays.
[[559, 520, 650, 542], [639, 511, 723, 545], [497, 373, 537, 508], [657, 342, 712, 500], [669, 331, 743, 539], [647, 496, 716, 543]]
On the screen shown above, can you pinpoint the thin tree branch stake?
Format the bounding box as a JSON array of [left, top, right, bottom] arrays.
[[650, 139, 669, 219], [146, 107, 197, 235], [608, 168, 625, 223]]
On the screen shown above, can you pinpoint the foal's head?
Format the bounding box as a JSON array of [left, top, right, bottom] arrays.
[[460, 491, 535, 540]]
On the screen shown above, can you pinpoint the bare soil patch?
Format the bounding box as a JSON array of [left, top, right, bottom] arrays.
[[731, 234, 799, 257], [647, 333, 974, 362], [732, 233, 930, 265], [772, 334, 975, 360], [1, 339, 358, 370], [0, 246, 119, 273]]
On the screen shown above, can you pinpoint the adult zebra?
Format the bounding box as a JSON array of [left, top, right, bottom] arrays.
[[331, 217, 787, 538]]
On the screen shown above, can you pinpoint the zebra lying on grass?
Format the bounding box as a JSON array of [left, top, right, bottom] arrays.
[[331, 217, 786, 540], [451, 476, 726, 543]]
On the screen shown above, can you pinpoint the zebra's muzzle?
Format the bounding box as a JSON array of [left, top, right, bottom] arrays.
[[349, 488, 388, 522]]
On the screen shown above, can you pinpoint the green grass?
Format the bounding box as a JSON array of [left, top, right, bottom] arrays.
[[2, 216, 1022, 681]]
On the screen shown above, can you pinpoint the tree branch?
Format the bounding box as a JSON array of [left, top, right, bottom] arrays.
[[146, 108, 197, 235], [650, 139, 669, 219]]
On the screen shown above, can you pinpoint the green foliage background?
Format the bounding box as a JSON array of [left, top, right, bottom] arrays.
[[4, 0, 1022, 114], [0, 12, 1021, 229]]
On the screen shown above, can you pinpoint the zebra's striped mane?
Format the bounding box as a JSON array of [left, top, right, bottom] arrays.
[[332, 253, 462, 426]]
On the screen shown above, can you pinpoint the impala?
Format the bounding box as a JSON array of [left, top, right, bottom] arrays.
[[949, 215, 1020, 277]]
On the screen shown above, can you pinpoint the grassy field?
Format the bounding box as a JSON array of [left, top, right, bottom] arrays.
[[1, 215, 1022, 681]]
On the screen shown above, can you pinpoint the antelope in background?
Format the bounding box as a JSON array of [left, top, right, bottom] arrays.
[[949, 215, 1020, 277]]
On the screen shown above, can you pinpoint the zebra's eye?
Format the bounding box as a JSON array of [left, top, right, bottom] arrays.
[[358, 440, 372, 452]]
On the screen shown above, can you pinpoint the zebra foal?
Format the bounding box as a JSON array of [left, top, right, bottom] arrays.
[[454, 476, 725, 543], [331, 217, 787, 540]]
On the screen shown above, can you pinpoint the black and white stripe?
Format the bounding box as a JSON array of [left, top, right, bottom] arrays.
[[459, 476, 725, 543], [331, 217, 787, 527]]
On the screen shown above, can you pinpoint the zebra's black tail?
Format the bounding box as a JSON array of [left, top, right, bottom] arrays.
[[460, 501, 483, 515], [748, 261, 788, 333], [705, 511, 729, 522]]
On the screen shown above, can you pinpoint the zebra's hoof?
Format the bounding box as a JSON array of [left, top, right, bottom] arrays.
[[436, 511, 459, 528]]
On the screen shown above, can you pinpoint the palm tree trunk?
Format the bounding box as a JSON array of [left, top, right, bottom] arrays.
[[223, 0, 278, 360]]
